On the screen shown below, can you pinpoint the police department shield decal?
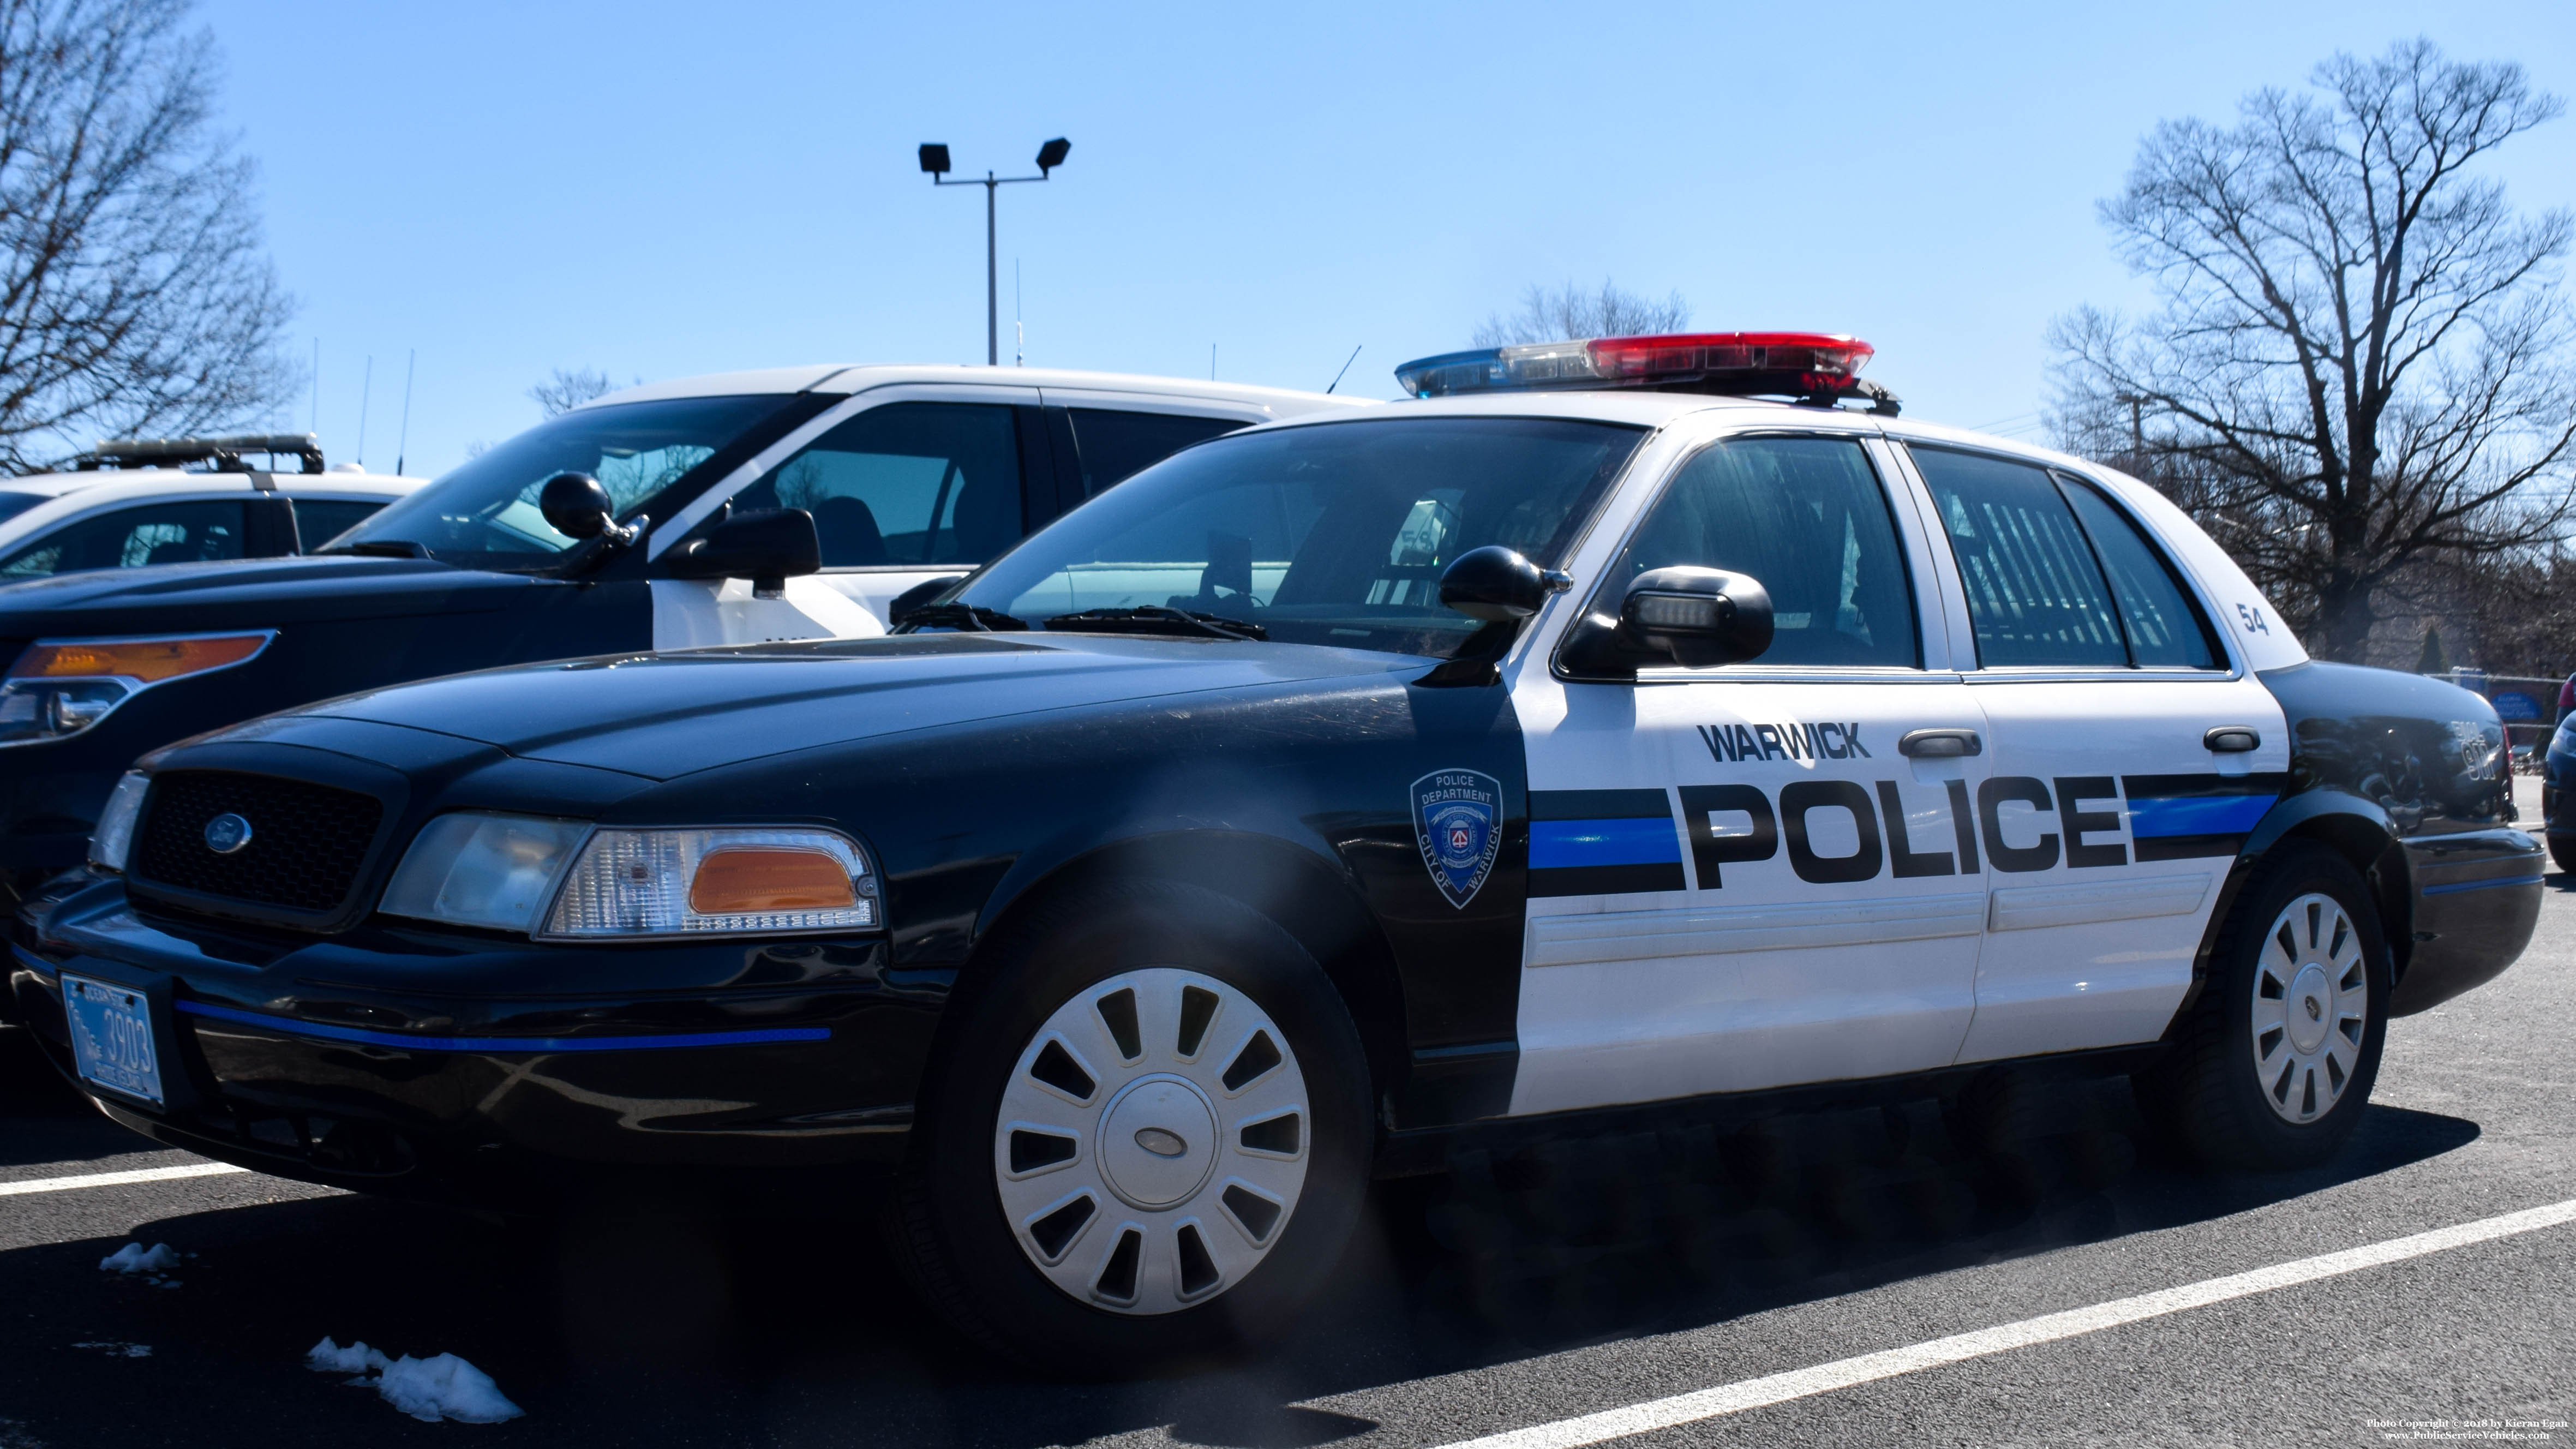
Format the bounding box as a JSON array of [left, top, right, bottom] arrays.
[[1412, 769, 1502, 909]]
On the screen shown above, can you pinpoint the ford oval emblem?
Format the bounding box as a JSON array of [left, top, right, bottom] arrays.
[[202, 812, 253, 854]]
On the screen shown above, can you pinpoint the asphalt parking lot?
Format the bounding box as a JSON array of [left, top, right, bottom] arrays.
[[3, 794, 2568, 1447]]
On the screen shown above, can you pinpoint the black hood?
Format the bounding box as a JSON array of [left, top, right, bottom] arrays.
[[281, 632, 1429, 781], [0, 555, 554, 638]]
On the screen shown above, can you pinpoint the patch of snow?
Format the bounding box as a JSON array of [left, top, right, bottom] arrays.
[[305, 1336, 388, 1375], [97, 1243, 179, 1274], [305, 1337, 523, 1424], [70, 1342, 151, 1358]]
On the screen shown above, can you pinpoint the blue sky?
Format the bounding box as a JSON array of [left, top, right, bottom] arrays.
[[197, 1, 2574, 478]]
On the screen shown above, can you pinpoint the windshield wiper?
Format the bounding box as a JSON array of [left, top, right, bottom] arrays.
[[1043, 606, 1268, 642], [329, 540, 430, 559], [899, 603, 1028, 632]]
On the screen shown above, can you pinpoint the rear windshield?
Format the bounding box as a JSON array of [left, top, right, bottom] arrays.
[[330, 397, 790, 570], [0, 491, 49, 526], [954, 416, 1644, 657]]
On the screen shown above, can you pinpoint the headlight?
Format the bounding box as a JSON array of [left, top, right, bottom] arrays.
[[380, 813, 591, 933], [541, 827, 877, 939], [0, 633, 274, 746], [88, 771, 152, 872]]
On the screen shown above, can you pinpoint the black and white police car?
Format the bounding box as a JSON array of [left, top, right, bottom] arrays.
[[10, 332, 2541, 1371]]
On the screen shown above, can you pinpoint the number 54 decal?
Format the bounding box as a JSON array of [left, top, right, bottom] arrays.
[[2236, 602, 2271, 634]]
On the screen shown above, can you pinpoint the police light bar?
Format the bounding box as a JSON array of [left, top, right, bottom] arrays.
[[1393, 332, 1896, 412]]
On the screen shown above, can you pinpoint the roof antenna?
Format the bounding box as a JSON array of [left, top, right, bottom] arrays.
[[1209, 343, 1216, 382], [1325, 344, 1362, 394], [1014, 258, 1024, 367], [394, 350, 416, 475], [355, 355, 373, 469]]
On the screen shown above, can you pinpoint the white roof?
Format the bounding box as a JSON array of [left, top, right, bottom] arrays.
[[0, 469, 423, 499], [584, 364, 1372, 419]]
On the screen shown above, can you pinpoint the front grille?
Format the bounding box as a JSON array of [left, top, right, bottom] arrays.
[[131, 771, 384, 915]]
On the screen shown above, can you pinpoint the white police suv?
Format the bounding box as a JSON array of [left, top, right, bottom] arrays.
[[0, 434, 417, 581], [21, 332, 2538, 1372]]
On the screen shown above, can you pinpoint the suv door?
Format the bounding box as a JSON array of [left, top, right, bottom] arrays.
[[1506, 429, 1992, 1116], [1896, 443, 2291, 1062]]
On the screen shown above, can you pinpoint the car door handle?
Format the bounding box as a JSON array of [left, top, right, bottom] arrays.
[[1898, 728, 1984, 758], [2204, 726, 2262, 753]]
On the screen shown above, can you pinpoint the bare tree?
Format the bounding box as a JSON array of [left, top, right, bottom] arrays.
[[1473, 279, 1690, 347], [2051, 39, 2575, 663], [528, 367, 613, 418], [0, 0, 295, 473]]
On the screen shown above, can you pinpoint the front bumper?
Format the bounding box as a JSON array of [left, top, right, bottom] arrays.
[[11, 875, 950, 1209]]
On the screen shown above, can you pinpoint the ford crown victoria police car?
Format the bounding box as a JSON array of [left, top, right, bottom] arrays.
[[9, 333, 2539, 1371], [0, 367, 1357, 881]]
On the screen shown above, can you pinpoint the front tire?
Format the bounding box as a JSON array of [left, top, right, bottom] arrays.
[[888, 882, 1371, 1374], [2137, 845, 2391, 1171]]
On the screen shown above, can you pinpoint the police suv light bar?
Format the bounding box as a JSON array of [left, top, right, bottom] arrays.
[[1394, 332, 1898, 414], [75, 434, 328, 475]]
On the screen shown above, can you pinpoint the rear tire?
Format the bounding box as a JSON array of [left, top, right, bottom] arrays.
[[2136, 844, 2389, 1172], [886, 882, 1371, 1376], [2548, 836, 2576, 876]]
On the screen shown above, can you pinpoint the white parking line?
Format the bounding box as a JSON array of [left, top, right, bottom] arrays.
[[0, 1161, 249, 1196], [1430, 1197, 2576, 1449]]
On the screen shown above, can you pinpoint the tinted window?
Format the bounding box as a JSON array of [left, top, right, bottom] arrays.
[[1601, 436, 1917, 667], [958, 417, 1642, 657], [2058, 481, 2219, 668], [1068, 409, 1244, 498], [333, 396, 787, 570], [0, 492, 49, 526], [1913, 447, 2126, 668], [0, 501, 247, 579], [287, 498, 386, 549], [732, 403, 1025, 567]]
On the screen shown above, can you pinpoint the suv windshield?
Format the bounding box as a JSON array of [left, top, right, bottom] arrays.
[[952, 416, 1644, 656], [331, 396, 790, 570]]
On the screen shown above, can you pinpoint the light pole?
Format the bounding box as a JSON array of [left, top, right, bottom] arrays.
[[919, 139, 1070, 366]]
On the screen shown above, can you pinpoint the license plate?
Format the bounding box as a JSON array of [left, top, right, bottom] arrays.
[[62, 974, 164, 1109]]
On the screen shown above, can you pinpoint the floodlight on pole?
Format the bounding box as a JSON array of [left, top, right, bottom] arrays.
[[919, 138, 1070, 366]]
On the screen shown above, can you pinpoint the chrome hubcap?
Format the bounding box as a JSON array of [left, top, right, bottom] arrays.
[[2250, 892, 2368, 1124], [993, 968, 1309, 1315]]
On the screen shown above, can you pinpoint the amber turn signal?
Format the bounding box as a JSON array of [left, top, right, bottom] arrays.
[[10, 634, 268, 682], [687, 847, 858, 914]]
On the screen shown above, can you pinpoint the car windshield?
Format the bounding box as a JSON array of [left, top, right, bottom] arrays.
[[0, 491, 47, 526], [951, 416, 1645, 656], [329, 396, 790, 570]]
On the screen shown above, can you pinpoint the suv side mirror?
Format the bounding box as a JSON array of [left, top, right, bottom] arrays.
[[540, 472, 624, 541], [1560, 566, 1774, 675], [663, 507, 822, 597], [1439, 546, 1572, 621]]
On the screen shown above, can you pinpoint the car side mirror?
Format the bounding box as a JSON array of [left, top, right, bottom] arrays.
[[1439, 546, 1572, 621], [1559, 566, 1774, 675], [889, 574, 968, 626], [663, 507, 822, 597], [540, 472, 620, 540]]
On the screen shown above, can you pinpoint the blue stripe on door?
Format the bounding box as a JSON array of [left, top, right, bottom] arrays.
[[2126, 793, 2276, 839], [1530, 817, 1685, 870]]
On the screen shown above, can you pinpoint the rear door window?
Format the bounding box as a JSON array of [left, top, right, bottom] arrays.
[[2057, 481, 2220, 668], [0, 500, 248, 579], [1066, 409, 1246, 500], [733, 402, 1027, 567], [1910, 447, 2127, 668], [287, 498, 387, 549]]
